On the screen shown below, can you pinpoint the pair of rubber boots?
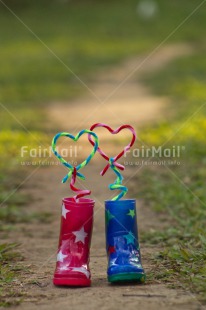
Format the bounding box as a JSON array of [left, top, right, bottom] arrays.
[[53, 198, 145, 286]]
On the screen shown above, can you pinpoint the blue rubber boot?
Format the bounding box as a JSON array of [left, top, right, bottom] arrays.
[[105, 199, 146, 283]]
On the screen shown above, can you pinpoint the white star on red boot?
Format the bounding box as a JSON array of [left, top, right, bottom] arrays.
[[62, 203, 70, 219], [73, 226, 88, 244], [57, 250, 67, 263], [70, 267, 90, 279]]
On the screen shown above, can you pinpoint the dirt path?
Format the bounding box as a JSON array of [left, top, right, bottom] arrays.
[[7, 43, 203, 310], [48, 43, 193, 132]]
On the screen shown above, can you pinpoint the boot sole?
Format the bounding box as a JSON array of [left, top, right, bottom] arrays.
[[53, 277, 91, 287], [108, 273, 146, 283]]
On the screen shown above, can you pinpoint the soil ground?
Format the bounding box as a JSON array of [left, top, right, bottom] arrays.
[[5, 44, 204, 310]]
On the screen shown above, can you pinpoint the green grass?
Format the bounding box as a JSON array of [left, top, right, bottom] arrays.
[[0, 243, 25, 307], [0, 205, 53, 228], [137, 51, 206, 302], [0, 130, 51, 229]]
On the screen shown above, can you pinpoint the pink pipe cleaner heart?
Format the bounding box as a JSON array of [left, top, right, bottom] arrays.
[[89, 123, 136, 176]]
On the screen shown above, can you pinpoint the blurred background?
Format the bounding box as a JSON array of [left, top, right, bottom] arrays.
[[0, 0, 206, 306], [1, 0, 206, 164]]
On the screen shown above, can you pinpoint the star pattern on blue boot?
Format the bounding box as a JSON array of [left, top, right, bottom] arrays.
[[106, 210, 115, 225], [123, 231, 135, 245], [127, 209, 135, 218]]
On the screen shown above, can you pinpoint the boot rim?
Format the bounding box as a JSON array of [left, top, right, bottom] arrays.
[[63, 197, 95, 207], [105, 199, 136, 205]]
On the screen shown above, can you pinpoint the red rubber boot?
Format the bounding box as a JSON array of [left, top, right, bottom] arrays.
[[53, 198, 94, 287]]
